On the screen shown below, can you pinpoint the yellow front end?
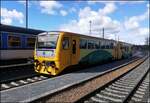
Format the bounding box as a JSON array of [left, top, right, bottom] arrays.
[[34, 56, 60, 75], [34, 32, 80, 76], [34, 32, 63, 76]]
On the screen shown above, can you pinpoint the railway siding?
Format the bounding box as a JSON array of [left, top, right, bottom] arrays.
[[0, 57, 146, 102], [81, 58, 149, 103], [38, 57, 147, 102]]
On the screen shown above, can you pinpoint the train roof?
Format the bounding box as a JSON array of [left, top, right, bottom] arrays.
[[41, 31, 119, 42], [40, 31, 114, 40], [43, 31, 132, 46], [0, 24, 45, 35]]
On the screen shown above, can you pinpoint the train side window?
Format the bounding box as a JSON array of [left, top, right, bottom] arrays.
[[99, 41, 101, 49], [93, 41, 96, 49], [92, 41, 94, 49], [102, 41, 105, 49], [88, 40, 94, 49], [80, 39, 87, 49], [125, 46, 129, 51], [101, 45, 105, 49], [95, 41, 99, 49], [62, 37, 69, 49], [110, 43, 113, 49], [88, 42, 91, 49], [106, 45, 109, 49], [88, 40, 91, 49], [8, 35, 21, 47], [127, 47, 129, 51], [27, 37, 36, 47]]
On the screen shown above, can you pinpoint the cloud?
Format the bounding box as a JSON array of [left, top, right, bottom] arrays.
[[125, 27, 149, 37], [124, 6, 149, 32], [59, 2, 149, 45], [17, 1, 26, 5], [125, 11, 148, 30], [17, 0, 32, 7], [87, 1, 101, 5], [120, 5, 149, 45], [69, 7, 77, 13], [1, 8, 24, 25], [60, 10, 68, 16], [87, 1, 146, 5], [39, 1, 62, 15], [87, 1, 116, 5], [147, 3, 149, 8], [120, 27, 149, 45], [119, 1, 146, 5], [59, 3, 120, 38], [1, 18, 12, 25], [136, 28, 149, 36], [99, 2, 117, 15]]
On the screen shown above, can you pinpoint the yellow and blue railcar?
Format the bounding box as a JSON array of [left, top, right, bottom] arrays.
[[34, 31, 132, 75]]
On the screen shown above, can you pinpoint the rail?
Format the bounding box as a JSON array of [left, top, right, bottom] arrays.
[[0, 62, 33, 69]]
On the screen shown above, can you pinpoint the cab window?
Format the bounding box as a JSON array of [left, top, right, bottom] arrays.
[[8, 35, 21, 47], [27, 37, 35, 47], [62, 37, 69, 49]]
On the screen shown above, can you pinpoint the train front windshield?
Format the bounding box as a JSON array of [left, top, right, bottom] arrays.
[[36, 33, 59, 49]]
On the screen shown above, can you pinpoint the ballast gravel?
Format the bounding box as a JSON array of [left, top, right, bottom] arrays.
[[39, 59, 144, 102]]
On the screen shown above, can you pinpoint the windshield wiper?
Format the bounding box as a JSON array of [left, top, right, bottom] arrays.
[[37, 46, 55, 49]]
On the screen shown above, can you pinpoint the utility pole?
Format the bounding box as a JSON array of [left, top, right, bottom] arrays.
[[89, 20, 91, 35], [102, 27, 104, 39], [26, 0, 28, 29], [115, 34, 117, 41]]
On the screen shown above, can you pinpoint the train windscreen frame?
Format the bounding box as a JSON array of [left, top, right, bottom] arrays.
[[36, 33, 59, 49]]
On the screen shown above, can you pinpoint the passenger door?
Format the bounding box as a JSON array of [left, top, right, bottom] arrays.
[[71, 35, 80, 65], [61, 36, 71, 69]]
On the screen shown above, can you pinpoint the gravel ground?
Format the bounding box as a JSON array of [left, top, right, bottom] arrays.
[[38, 58, 144, 102]]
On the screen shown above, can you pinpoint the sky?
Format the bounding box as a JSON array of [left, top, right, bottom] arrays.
[[1, 0, 149, 45]]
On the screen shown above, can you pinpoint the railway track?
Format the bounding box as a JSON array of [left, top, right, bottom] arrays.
[[78, 58, 149, 103], [0, 63, 37, 83], [129, 73, 149, 102], [0, 56, 148, 102], [0, 63, 50, 91], [0, 62, 33, 68], [1, 75, 48, 91]]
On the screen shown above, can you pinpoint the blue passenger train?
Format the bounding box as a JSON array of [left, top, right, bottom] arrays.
[[0, 24, 44, 65]]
